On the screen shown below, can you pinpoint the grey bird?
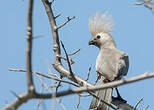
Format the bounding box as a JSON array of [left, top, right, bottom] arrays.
[[88, 12, 129, 110]]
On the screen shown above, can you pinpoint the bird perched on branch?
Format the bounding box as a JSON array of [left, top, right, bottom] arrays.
[[88, 12, 129, 110]]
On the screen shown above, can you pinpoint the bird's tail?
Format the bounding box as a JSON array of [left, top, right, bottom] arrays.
[[89, 77, 113, 110]]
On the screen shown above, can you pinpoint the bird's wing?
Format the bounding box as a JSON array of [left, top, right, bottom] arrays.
[[115, 53, 129, 80], [96, 48, 129, 81]]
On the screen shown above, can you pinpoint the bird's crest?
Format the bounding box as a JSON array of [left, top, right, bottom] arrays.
[[89, 11, 114, 37]]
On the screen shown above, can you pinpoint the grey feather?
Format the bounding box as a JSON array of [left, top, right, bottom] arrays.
[[90, 77, 113, 110], [96, 48, 129, 81]]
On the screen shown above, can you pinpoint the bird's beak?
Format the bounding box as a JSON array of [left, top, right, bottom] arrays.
[[88, 39, 95, 45]]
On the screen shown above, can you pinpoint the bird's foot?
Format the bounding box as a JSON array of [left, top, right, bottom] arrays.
[[112, 96, 127, 103], [103, 79, 110, 83]]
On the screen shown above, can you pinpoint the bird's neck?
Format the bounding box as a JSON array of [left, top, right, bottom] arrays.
[[100, 41, 116, 50]]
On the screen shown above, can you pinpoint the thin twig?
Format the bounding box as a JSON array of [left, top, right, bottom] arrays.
[[47, 64, 59, 78], [50, 82, 58, 88], [35, 95, 44, 110], [135, 0, 154, 13], [57, 55, 75, 65], [88, 92, 118, 110], [94, 73, 101, 85], [57, 98, 67, 110], [68, 49, 80, 56], [79, 93, 90, 97], [144, 105, 150, 110], [77, 93, 91, 109], [60, 41, 78, 84], [33, 35, 44, 39], [57, 16, 75, 29], [35, 72, 56, 110], [56, 76, 63, 93], [8, 68, 79, 87], [54, 13, 61, 19], [36, 73, 66, 110], [86, 67, 91, 81], [35, 75, 44, 110], [37, 73, 56, 110], [49, 0, 54, 5], [10, 91, 21, 100], [70, 58, 75, 65], [77, 94, 81, 109], [47, 64, 64, 91], [133, 97, 144, 110], [135, 2, 145, 5]]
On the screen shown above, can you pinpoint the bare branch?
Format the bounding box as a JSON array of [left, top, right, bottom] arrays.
[[31, 72, 154, 99], [71, 72, 154, 95], [55, 71, 92, 87], [76, 94, 91, 109], [2, 0, 36, 109], [56, 99, 67, 110], [6, 69, 154, 110], [35, 72, 154, 99], [26, 0, 35, 92], [8, 68, 79, 87], [57, 16, 75, 29], [10, 91, 21, 100], [77, 94, 81, 109], [56, 55, 75, 65], [8, 69, 154, 109], [35, 75, 44, 110], [54, 13, 61, 19], [50, 82, 58, 88], [77, 93, 91, 109], [2, 92, 32, 110], [48, 0, 54, 5], [36, 73, 67, 110], [70, 58, 75, 65], [88, 92, 118, 110], [55, 76, 63, 92], [135, 0, 154, 13], [94, 73, 101, 85], [135, 2, 145, 5], [42, 0, 94, 88], [3, 72, 154, 110], [36, 99, 44, 110], [133, 97, 144, 110], [144, 105, 150, 110], [42, 0, 61, 64], [60, 41, 72, 73], [79, 93, 90, 97], [86, 67, 91, 81], [33, 35, 44, 39], [61, 41, 78, 84], [68, 49, 80, 56]]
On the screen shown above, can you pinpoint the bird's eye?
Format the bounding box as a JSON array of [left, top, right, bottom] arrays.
[[97, 35, 101, 39]]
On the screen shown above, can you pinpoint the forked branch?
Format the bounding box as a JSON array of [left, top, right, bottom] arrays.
[[57, 16, 75, 29]]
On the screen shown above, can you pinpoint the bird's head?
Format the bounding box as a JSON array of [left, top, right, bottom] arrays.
[[88, 12, 116, 49]]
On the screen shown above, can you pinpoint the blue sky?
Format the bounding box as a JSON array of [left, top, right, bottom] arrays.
[[1, 0, 154, 110]]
